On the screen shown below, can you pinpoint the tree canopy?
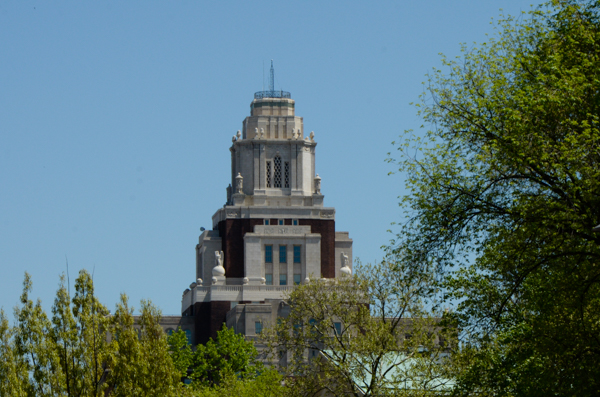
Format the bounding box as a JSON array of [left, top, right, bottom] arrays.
[[389, 0, 600, 395], [265, 260, 454, 397], [0, 271, 182, 397]]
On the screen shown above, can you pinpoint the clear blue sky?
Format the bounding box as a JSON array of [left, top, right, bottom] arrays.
[[0, 1, 544, 315]]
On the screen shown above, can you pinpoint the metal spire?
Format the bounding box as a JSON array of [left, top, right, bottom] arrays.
[[269, 60, 275, 92], [254, 60, 290, 99]]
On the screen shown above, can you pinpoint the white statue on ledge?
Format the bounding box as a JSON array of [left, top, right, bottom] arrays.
[[213, 250, 225, 277]]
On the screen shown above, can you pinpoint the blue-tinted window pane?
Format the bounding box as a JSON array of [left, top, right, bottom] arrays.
[[294, 274, 301, 285], [280, 274, 287, 285], [334, 322, 342, 336], [264, 219, 269, 225], [293, 219, 298, 225], [265, 245, 272, 263], [293, 246, 301, 263], [255, 321, 262, 334], [185, 330, 192, 344], [279, 245, 287, 263], [265, 274, 273, 285], [278, 219, 284, 225]]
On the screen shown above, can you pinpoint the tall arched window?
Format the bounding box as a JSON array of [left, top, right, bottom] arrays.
[[273, 156, 282, 187]]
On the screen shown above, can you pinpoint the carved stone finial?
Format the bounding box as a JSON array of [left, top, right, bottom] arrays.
[[236, 173, 243, 194], [254, 128, 259, 139], [213, 250, 225, 277], [304, 277, 310, 284], [297, 129, 302, 140], [197, 278, 203, 285], [260, 128, 265, 138], [260, 277, 266, 285], [242, 277, 249, 285], [236, 130, 241, 139], [292, 130, 297, 139], [314, 174, 322, 194], [232, 135, 236, 142], [309, 131, 315, 141]]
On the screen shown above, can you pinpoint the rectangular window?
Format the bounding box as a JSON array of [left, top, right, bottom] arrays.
[[334, 322, 342, 336], [293, 274, 301, 285], [265, 274, 273, 285], [279, 245, 287, 263], [266, 161, 272, 188], [280, 274, 287, 285], [293, 246, 301, 263], [292, 219, 298, 225], [255, 321, 262, 335], [265, 245, 272, 263], [264, 219, 270, 225], [278, 219, 284, 225], [274, 156, 282, 187], [284, 161, 290, 188]]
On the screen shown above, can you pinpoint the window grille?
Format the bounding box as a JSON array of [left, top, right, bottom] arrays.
[[293, 246, 301, 263], [266, 161, 272, 188], [273, 156, 282, 187], [284, 161, 290, 188]]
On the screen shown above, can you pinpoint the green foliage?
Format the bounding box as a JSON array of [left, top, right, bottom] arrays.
[[190, 368, 284, 397], [168, 328, 193, 379], [264, 260, 454, 397], [0, 309, 28, 396], [0, 272, 183, 397], [390, 1, 600, 395], [190, 324, 263, 388]]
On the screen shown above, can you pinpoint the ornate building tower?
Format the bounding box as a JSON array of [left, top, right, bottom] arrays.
[[181, 65, 353, 345]]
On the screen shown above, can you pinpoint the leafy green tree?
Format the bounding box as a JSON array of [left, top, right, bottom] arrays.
[[2, 272, 183, 397], [0, 309, 28, 397], [191, 369, 284, 397], [265, 260, 454, 397], [190, 324, 264, 388], [389, 1, 600, 395], [13, 273, 63, 396], [50, 271, 111, 396], [106, 295, 181, 396], [167, 328, 193, 380], [137, 299, 181, 395]]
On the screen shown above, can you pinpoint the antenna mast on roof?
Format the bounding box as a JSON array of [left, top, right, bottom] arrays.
[[254, 60, 290, 99], [269, 60, 274, 92]]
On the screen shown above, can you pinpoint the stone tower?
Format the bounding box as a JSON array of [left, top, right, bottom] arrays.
[[181, 67, 353, 345]]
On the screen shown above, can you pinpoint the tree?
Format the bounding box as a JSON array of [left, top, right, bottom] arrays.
[[0, 309, 28, 397], [167, 328, 193, 380], [189, 324, 264, 388], [1, 272, 183, 397], [190, 369, 284, 397], [265, 260, 454, 397], [389, 1, 600, 395], [105, 295, 181, 396]]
